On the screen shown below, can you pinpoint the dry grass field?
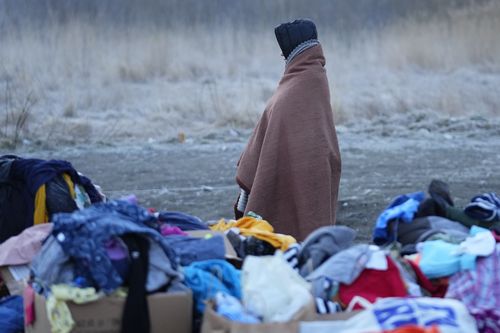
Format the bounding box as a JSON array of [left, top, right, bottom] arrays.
[[0, 1, 499, 148]]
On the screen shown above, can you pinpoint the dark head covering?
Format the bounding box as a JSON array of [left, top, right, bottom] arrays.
[[275, 19, 318, 59]]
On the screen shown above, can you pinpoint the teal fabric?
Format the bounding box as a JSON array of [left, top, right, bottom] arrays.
[[419, 240, 476, 279], [183, 260, 241, 314]]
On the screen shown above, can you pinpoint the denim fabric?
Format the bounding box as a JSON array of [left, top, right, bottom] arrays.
[[163, 234, 225, 266], [0, 295, 24, 333], [158, 211, 208, 231], [31, 235, 76, 287], [51, 200, 179, 293]]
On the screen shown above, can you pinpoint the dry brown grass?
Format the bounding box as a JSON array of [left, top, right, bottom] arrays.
[[375, 1, 500, 69], [0, 2, 499, 145]]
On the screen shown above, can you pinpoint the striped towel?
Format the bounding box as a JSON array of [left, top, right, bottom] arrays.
[[315, 297, 342, 314], [464, 192, 500, 222], [283, 243, 302, 271]]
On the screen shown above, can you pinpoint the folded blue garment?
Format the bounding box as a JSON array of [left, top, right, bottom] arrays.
[[164, 234, 226, 266], [184, 259, 241, 314], [0, 295, 24, 333], [158, 211, 208, 231], [373, 192, 425, 245]]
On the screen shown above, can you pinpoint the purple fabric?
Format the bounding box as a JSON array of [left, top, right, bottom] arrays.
[[105, 237, 128, 260], [161, 224, 188, 236], [446, 243, 500, 332], [120, 194, 138, 205]]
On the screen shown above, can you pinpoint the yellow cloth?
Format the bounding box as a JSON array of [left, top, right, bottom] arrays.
[[61, 173, 76, 199], [33, 173, 76, 225], [33, 185, 48, 225], [46, 285, 101, 333], [210, 216, 296, 251]]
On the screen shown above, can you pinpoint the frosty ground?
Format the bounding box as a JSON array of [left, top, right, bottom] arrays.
[[10, 119, 500, 243], [2, 4, 500, 242]]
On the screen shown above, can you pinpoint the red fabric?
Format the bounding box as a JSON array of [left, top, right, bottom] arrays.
[[339, 256, 408, 309], [384, 325, 440, 333], [23, 284, 35, 325], [406, 259, 448, 298], [492, 230, 500, 242]]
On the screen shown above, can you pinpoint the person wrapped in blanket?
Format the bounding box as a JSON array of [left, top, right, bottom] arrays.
[[234, 19, 341, 241]]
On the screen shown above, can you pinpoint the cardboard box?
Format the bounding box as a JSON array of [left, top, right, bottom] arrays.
[[314, 310, 362, 321], [26, 290, 193, 333], [0, 265, 30, 295], [200, 300, 316, 333]]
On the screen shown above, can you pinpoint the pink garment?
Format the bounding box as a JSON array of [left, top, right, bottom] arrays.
[[0, 223, 53, 266], [446, 244, 500, 332], [161, 224, 188, 236], [24, 284, 35, 325]]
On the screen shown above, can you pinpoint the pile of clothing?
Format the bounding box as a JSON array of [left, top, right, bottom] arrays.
[[0, 155, 103, 243], [365, 180, 500, 332], [1, 168, 498, 333], [199, 180, 500, 333]]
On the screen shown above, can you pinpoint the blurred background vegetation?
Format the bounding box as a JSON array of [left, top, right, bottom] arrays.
[[1, 0, 491, 33], [0, 0, 499, 147]]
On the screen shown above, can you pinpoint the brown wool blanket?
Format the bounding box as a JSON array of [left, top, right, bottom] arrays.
[[236, 44, 341, 240]]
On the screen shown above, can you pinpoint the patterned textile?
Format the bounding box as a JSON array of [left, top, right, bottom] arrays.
[[283, 243, 301, 271], [446, 243, 500, 332], [52, 200, 179, 293], [465, 193, 500, 222]]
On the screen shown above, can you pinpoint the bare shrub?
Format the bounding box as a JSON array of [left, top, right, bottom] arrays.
[[0, 80, 37, 148]]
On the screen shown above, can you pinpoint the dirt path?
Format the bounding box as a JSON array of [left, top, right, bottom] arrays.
[[8, 129, 500, 242]]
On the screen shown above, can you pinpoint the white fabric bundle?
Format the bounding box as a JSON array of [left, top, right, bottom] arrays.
[[242, 251, 312, 322]]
